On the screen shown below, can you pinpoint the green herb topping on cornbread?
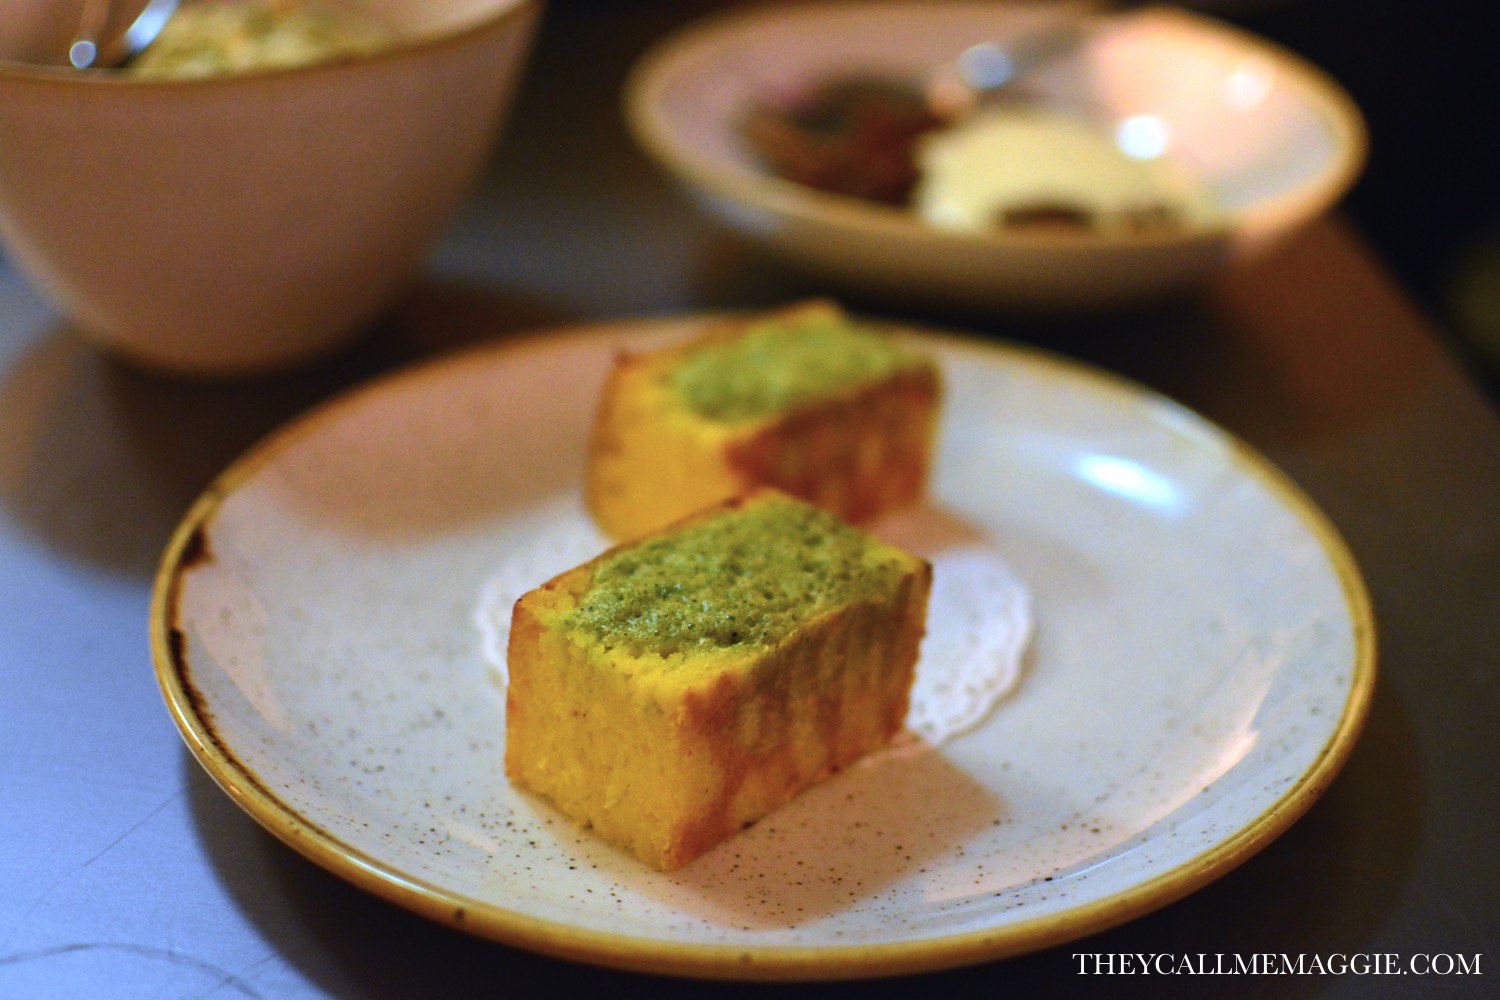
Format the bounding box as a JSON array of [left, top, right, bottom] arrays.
[[562, 496, 907, 653], [667, 310, 925, 424]]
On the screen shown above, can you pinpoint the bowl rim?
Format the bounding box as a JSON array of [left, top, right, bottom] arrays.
[[0, 0, 541, 86], [623, 0, 1368, 256]]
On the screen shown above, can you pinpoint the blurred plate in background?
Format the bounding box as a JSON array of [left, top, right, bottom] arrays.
[[626, 2, 1366, 313]]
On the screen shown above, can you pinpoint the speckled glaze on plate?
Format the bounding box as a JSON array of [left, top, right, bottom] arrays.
[[150, 317, 1375, 980]]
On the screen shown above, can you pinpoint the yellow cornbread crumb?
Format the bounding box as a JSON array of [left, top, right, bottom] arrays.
[[585, 301, 941, 540], [504, 490, 932, 870]]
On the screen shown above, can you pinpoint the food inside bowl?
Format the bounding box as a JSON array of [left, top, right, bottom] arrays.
[[742, 76, 943, 206], [127, 0, 396, 77], [743, 75, 1220, 236]]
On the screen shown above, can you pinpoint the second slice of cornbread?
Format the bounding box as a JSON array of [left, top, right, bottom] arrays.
[[504, 489, 932, 870], [585, 302, 941, 540]]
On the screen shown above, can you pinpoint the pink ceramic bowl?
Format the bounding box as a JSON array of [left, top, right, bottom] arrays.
[[0, 0, 541, 377]]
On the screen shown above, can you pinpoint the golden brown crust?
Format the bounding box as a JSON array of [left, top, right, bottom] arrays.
[[725, 366, 939, 525], [663, 562, 931, 868]]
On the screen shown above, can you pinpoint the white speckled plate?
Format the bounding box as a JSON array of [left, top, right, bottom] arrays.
[[151, 317, 1374, 980]]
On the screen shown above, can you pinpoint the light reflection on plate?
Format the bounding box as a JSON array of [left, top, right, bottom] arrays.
[[151, 316, 1374, 980]]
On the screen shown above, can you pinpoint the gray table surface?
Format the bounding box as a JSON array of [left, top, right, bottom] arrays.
[[3, 3, 1497, 997]]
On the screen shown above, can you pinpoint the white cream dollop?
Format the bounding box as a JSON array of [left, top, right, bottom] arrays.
[[914, 105, 1218, 234]]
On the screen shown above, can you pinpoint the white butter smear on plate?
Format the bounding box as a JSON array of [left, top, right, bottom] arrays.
[[475, 494, 1031, 746]]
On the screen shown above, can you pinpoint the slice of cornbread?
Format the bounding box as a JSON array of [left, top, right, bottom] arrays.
[[504, 490, 932, 870], [585, 302, 941, 540]]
